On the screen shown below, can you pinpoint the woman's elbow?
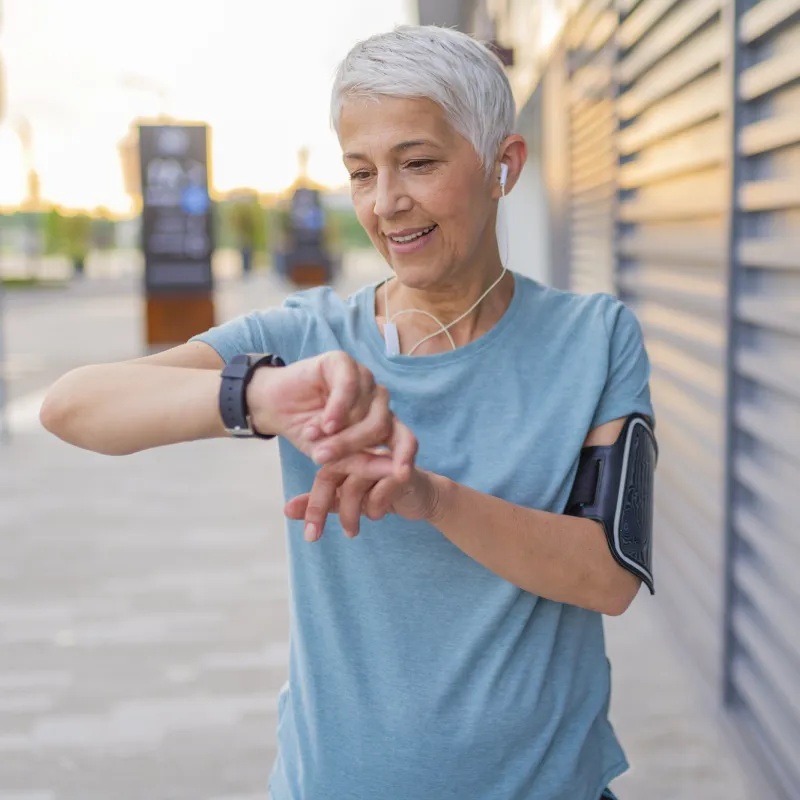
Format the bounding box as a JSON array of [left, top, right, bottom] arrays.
[[39, 373, 130, 456], [601, 572, 642, 616], [39, 382, 72, 438]]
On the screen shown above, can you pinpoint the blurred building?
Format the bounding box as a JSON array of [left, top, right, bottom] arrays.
[[419, 1, 800, 798]]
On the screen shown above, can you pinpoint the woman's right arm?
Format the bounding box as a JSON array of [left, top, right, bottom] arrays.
[[39, 343, 417, 475], [39, 342, 233, 456]]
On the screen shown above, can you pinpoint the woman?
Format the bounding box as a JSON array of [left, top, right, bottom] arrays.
[[41, 25, 654, 800]]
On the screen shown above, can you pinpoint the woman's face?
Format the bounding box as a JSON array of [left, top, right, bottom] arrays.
[[338, 96, 498, 290]]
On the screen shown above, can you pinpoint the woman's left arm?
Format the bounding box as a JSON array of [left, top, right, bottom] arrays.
[[426, 416, 640, 616], [287, 415, 642, 616]]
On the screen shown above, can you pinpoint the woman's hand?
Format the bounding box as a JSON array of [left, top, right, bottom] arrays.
[[247, 351, 414, 477], [283, 445, 442, 542]]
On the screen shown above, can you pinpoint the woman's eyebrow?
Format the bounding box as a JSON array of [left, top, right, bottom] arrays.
[[343, 139, 438, 160]]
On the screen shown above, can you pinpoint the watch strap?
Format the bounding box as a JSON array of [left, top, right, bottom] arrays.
[[219, 353, 284, 439]]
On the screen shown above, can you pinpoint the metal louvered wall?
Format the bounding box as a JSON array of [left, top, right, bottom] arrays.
[[567, 1, 619, 295], [557, 0, 800, 794], [612, 0, 732, 689], [723, 2, 800, 796]]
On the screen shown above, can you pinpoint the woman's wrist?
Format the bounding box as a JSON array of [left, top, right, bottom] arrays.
[[424, 472, 456, 527]]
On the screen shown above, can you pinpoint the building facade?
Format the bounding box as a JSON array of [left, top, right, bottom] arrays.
[[418, 2, 799, 798]]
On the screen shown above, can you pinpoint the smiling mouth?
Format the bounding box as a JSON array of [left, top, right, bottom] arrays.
[[388, 224, 438, 243]]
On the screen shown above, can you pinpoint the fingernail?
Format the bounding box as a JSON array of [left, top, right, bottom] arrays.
[[305, 424, 320, 441], [304, 523, 317, 542], [313, 447, 332, 464], [323, 420, 337, 434]]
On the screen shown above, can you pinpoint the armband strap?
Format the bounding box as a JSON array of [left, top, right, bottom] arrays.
[[565, 413, 658, 595]]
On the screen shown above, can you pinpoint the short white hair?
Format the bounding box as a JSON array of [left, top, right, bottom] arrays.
[[331, 25, 516, 174]]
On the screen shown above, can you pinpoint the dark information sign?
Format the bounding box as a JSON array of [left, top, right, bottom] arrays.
[[139, 124, 214, 292]]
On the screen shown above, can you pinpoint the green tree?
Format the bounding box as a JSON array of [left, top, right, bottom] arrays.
[[60, 213, 92, 275]]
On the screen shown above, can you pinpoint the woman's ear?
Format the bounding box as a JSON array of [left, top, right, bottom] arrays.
[[494, 135, 528, 198]]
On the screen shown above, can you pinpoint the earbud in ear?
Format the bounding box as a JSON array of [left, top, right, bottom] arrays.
[[499, 163, 508, 192]]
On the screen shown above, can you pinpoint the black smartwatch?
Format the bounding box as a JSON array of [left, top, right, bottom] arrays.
[[219, 353, 285, 439]]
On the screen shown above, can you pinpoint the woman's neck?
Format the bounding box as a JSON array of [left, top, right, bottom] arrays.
[[378, 260, 514, 354]]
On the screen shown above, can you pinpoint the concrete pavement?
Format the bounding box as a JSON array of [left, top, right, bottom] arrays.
[[0, 252, 754, 798]]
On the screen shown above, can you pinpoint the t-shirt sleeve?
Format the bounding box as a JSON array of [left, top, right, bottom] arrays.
[[591, 300, 655, 430], [188, 304, 308, 365]]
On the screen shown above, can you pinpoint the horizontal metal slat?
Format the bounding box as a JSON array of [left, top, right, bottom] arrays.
[[571, 137, 616, 170], [571, 225, 613, 243], [739, 179, 800, 210], [571, 193, 616, 212], [657, 448, 724, 540], [619, 125, 725, 187], [734, 510, 800, 616], [618, 72, 725, 153], [738, 238, 800, 270], [740, 50, 800, 101], [655, 494, 724, 615], [737, 351, 800, 404], [620, 194, 726, 220], [740, 112, 800, 155], [572, 173, 616, 195], [632, 318, 724, 370], [737, 295, 800, 336], [571, 142, 616, 173], [654, 548, 724, 688], [569, 0, 615, 51], [571, 203, 615, 222], [732, 606, 800, 741], [586, 9, 618, 51], [739, 0, 800, 44], [656, 394, 726, 476], [737, 401, 800, 471], [735, 451, 800, 532], [619, 0, 681, 48], [734, 558, 800, 667], [734, 506, 800, 578], [617, 0, 641, 14], [618, 265, 726, 303], [618, 26, 725, 118], [649, 371, 724, 444], [620, 273, 726, 323], [618, 231, 725, 263], [730, 655, 800, 791], [648, 341, 725, 404], [571, 106, 615, 148], [617, 0, 723, 84], [647, 354, 722, 418]]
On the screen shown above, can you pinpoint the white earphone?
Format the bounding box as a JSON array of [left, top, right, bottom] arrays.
[[499, 163, 508, 193]]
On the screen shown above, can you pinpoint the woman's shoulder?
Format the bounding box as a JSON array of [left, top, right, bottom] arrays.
[[281, 282, 368, 318], [514, 274, 631, 330]]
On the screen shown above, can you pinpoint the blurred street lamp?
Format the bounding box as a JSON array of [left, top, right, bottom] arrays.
[[0, 0, 9, 443], [116, 73, 173, 207], [118, 73, 170, 118], [14, 115, 41, 211]]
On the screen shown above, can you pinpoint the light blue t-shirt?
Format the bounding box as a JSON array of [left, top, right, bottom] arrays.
[[192, 272, 654, 800]]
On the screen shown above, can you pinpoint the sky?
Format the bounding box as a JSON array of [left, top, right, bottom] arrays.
[[0, 0, 416, 212]]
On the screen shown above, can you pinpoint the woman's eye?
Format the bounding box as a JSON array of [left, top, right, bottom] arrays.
[[406, 160, 434, 170], [349, 171, 372, 182]]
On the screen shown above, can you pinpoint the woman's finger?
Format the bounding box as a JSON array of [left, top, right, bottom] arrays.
[[312, 387, 392, 465], [324, 451, 395, 481], [386, 418, 418, 478], [284, 493, 312, 520], [319, 353, 374, 435], [337, 475, 376, 538], [302, 468, 343, 542], [364, 475, 402, 521]]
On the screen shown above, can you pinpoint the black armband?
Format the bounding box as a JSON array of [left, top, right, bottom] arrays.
[[564, 413, 657, 594]]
